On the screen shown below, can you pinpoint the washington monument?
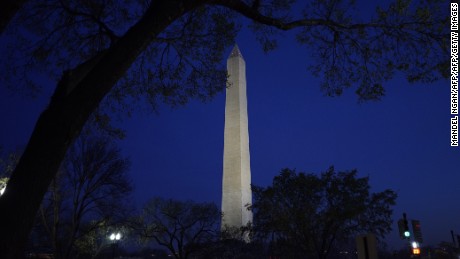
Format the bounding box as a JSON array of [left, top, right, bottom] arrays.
[[221, 44, 253, 236]]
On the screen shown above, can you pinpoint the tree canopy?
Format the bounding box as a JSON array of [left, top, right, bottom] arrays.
[[138, 198, 221, 259], [251, 167, 397, 259], [32, 130, 132, 258], [0, 0, 448, 103], [0, 0, 447, 257]]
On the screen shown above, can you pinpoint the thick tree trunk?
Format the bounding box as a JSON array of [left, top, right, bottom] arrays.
[[0, 1, 200, 257]]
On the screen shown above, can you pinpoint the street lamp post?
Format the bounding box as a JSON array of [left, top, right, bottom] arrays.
[[109, 232, 122, 258]]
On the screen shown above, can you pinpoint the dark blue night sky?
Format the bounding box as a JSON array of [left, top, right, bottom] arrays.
[[117, 32, 458, 249], [0, 0, 457, 251]]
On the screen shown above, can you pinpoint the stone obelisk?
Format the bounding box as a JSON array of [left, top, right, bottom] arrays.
[[221, 44, 253, 237]]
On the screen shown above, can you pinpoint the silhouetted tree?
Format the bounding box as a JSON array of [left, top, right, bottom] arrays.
[[190, 238, 267, 259], [34, 130, 132, 258], [0, 0, 447, 256], [251, 167, 397, 259], [138, 198, 220, 259]]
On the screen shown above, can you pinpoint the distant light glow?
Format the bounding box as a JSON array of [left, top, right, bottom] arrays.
[[412, 248, 421, 255], [412, 241, 419, 248], [109, 232, 122, 241], [404, 231, 410, 237], [0, 186, 5, 196]]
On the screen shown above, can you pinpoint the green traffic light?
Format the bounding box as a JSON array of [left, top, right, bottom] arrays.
[[404, 231, 410, 237]]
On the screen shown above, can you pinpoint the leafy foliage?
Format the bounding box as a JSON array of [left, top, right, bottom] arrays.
[[1, 0, 447, 103], [245, 0, 448, 100], [295, 0, 448, 100], [1, 0, 238, 112], [251, 167, 397, 258]]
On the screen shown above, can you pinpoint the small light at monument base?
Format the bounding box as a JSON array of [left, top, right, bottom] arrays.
[[412, 248, 421, 255]]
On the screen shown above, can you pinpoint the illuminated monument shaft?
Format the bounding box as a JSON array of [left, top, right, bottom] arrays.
[[221, 44, 253, 233]]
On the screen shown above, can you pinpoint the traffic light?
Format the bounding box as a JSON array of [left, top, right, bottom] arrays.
[[403, 213, 410, 238], [411, 220, 423, 243], [398, 218, 410, 239], [398, 213, 410, 239]]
